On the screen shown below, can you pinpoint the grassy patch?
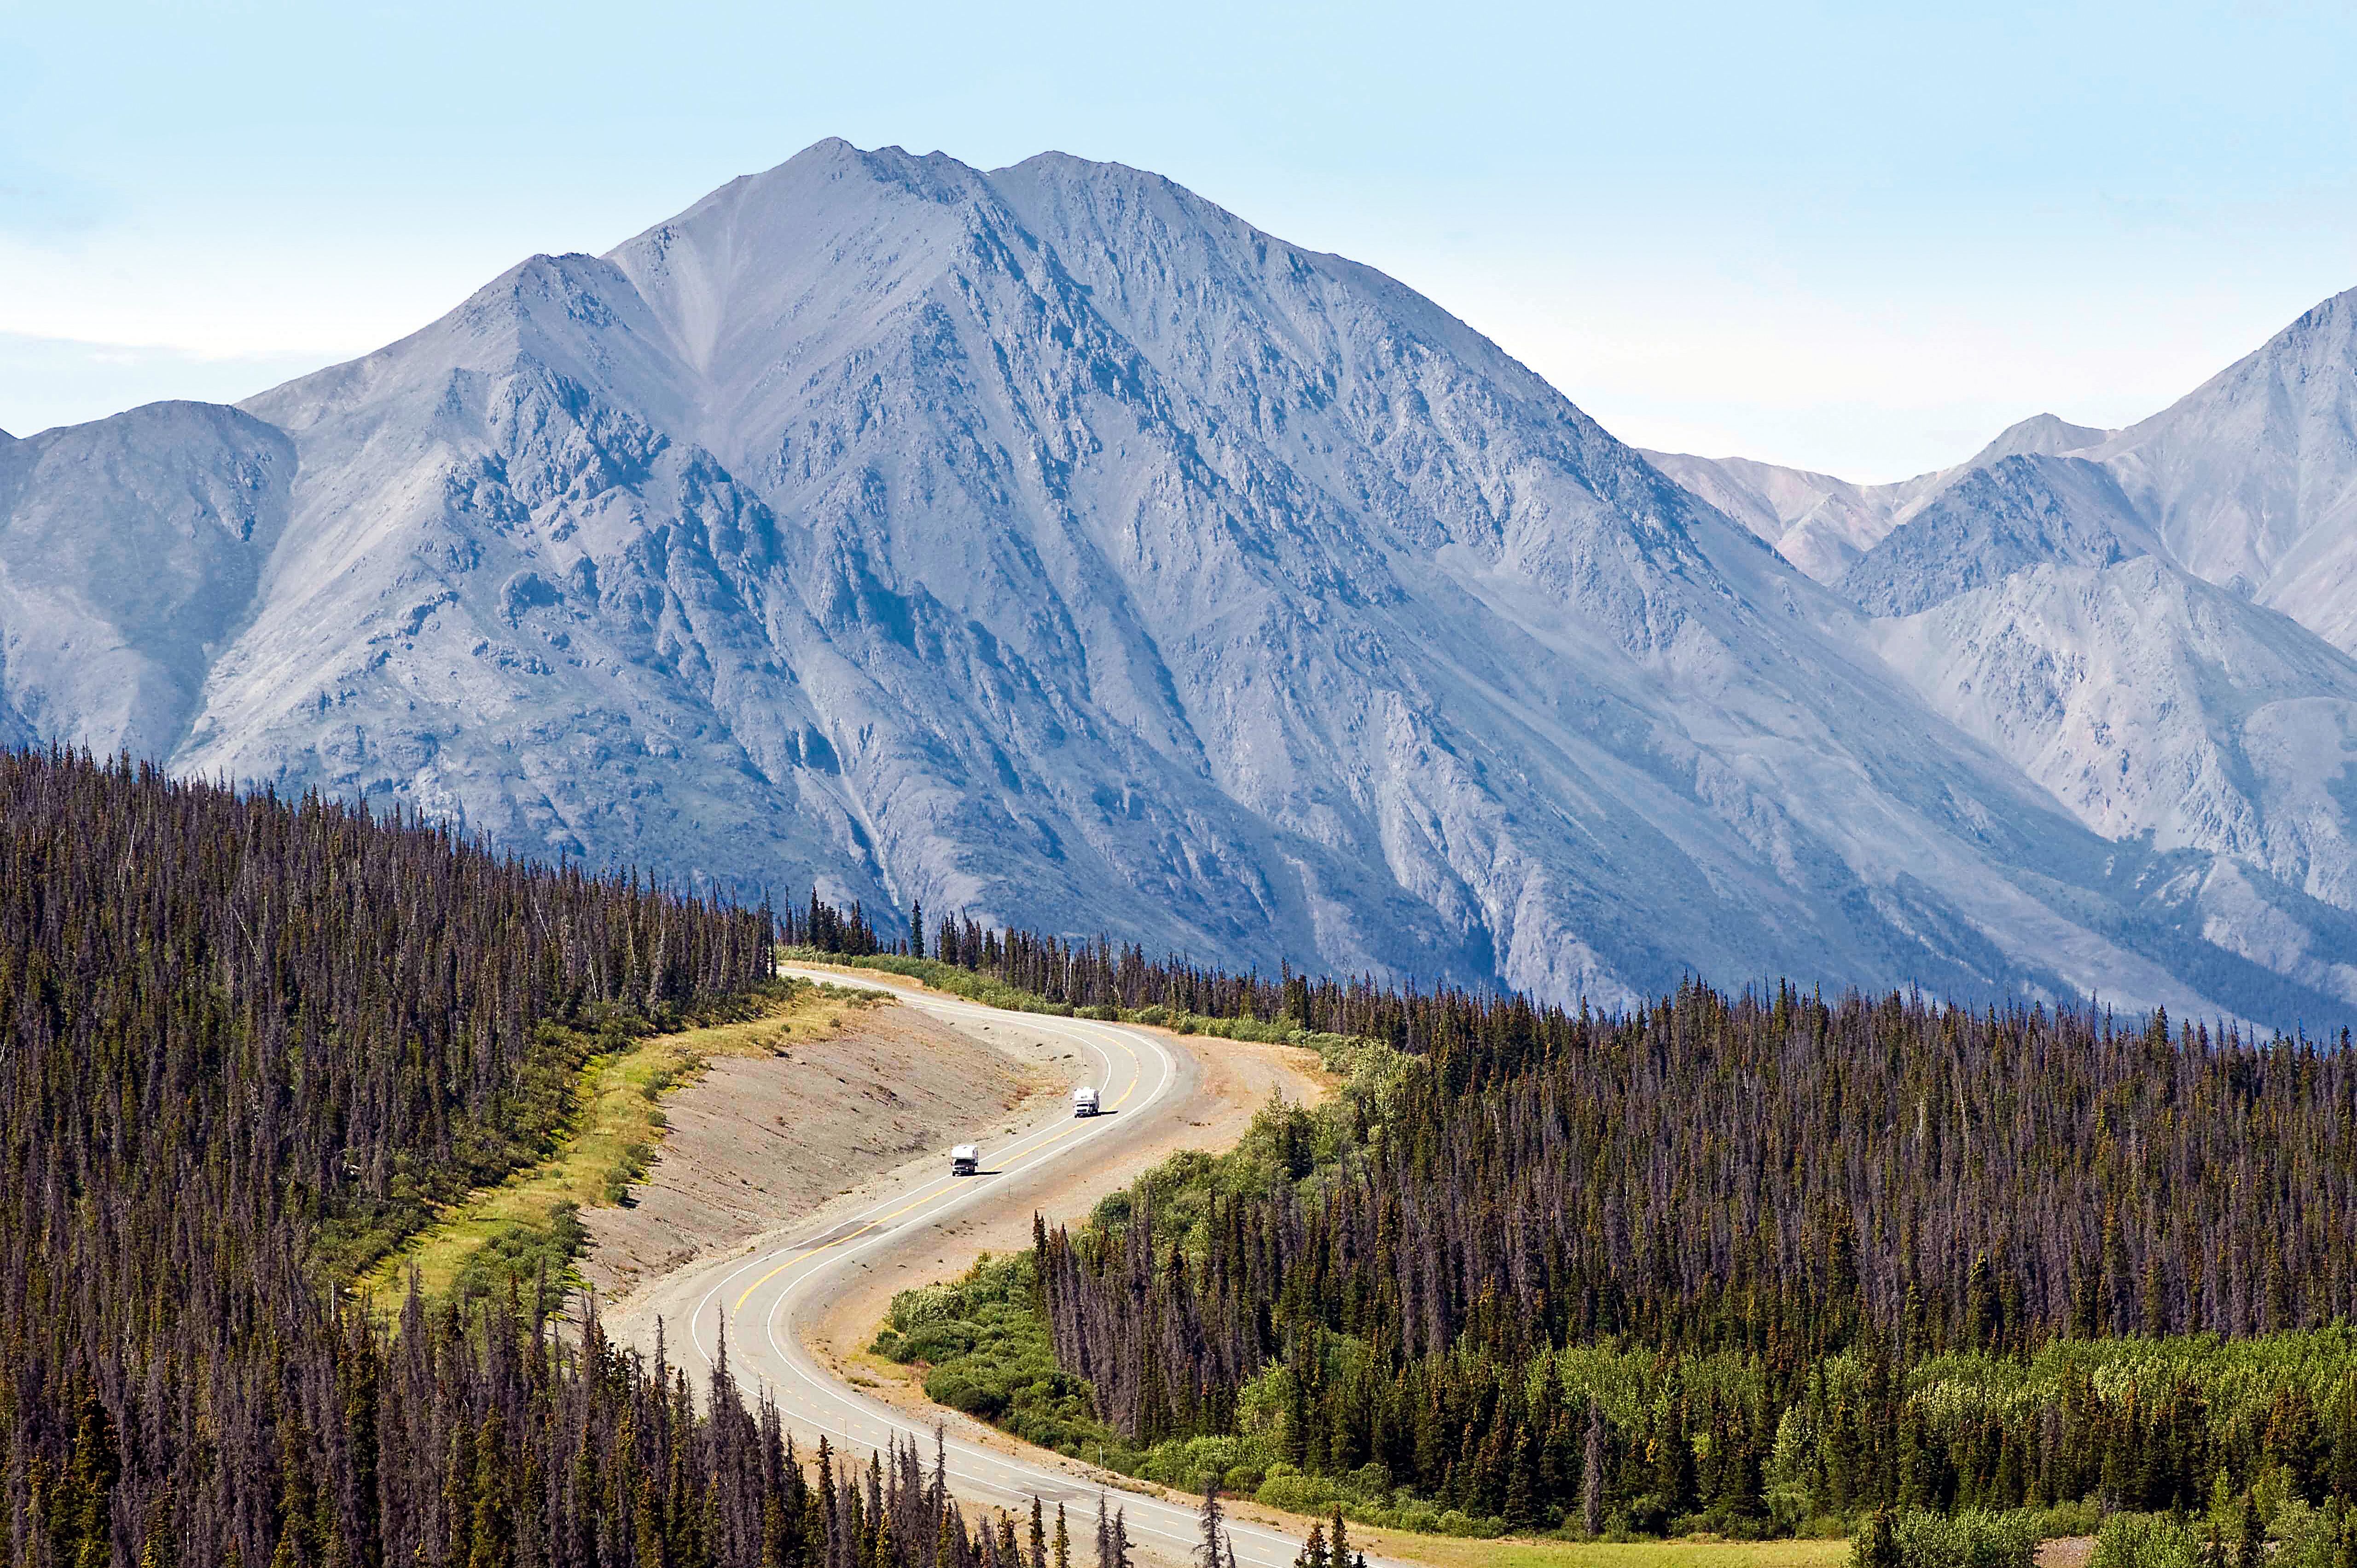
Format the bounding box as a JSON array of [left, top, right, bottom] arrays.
[[358, 977, 886, 1314], [1353, 1537, 1851, 1568]]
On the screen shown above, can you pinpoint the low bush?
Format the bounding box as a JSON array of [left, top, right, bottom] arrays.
[[2090, 1512, 2206, 1568], [1860, 1509, 2040, 1568], [875, 1253, 1107, 1455], [447, 1203, 586, 1314]]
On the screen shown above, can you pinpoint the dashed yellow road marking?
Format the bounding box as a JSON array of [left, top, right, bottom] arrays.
[[730, 1020, 1147, 1315]]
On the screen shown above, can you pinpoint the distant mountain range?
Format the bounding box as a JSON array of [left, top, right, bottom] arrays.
[[4, 140, 2353, 1024]]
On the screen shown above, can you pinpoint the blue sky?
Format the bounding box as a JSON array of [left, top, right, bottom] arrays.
[[5, 0, 2355, 478]]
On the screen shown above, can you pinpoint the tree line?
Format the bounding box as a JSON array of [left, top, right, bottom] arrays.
[[1024, 978, 2357, 1533], [0, 747, 793, 1565]]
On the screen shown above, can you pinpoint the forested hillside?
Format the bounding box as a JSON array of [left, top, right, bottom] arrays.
[[0, 749, 1095, 1568], [811, 915, 2357, 1540], [1022, 980, 2357, 1534]]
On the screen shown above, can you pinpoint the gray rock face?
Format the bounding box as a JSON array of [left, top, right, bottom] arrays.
[[0, 401, 292, 759], [1642, 414, 2116, 585], [2092, 288, 2357, 652], [1838, 455, 2154, 617], [1, 141, 2349, 1025], [1646, 298, 2357, 1010], [1869, 557, 2357, 1005], [1653, 292, 2357, 657]]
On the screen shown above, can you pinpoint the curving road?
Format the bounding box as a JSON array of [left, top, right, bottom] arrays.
[[660, 966, 1322, 1568]]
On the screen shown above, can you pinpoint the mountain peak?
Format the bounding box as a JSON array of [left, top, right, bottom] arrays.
[[1968, 412, 2111, 465], [6, 145, 2353, 1027]]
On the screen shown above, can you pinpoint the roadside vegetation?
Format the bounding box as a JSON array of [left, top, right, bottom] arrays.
[[359, 976, 888, 1312], [782, 944, 1359, 1048], [827, 909, 2357, 1559], [1367, 1539, 1852, 1568]]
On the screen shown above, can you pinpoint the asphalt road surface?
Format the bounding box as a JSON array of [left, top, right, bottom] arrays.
[[662, 966, 1324, 1568]]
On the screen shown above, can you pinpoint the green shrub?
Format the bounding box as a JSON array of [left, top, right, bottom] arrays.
[[603, 1142, 652, 1204], [448, 1203, 585, 1314], [2091, 1512, 2203, 1568], [873, 1253, 1109, 1455], [1887, 1508, 2042, 1568], [886, 1282, 960, 1331], [898, 1320, 979, 1362], [1255, 1469, 1336, 1516], [2271, 1500, 2357, 1568], [2037, 1502, 2102, 1541]]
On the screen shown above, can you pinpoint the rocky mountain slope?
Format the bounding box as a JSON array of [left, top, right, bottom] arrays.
[[1836, 454, 2157, 617], [1, 141, 2349, 1024], [1651, 290, 2357, 653], [2091, 289, 2357, 654], [1643, 413, 2114, 584], [1648, 293, 2357, 1019], [1867, 559, 2357, 1007]]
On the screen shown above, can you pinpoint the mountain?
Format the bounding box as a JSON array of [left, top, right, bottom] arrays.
[[1642, 413, 2113, 584], [1836, 454, 2155, 617], [1643, 294, 2357, 1016], [0, 401, 292, 758], [2090, 288, 2357, 653], [0, 140, 2346, 1023], [1651, 292, 2357, 657], [1867, 557, 2357, 1005]]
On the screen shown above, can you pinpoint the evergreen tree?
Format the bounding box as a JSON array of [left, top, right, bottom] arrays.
[[1290, 1523, 1329, 1568], [1195, 1485, 1225, 1568], [1852, 1510, 1898, 1568]]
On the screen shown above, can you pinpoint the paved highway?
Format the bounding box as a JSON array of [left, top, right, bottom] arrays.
[[664, 966, 1320, 1568]]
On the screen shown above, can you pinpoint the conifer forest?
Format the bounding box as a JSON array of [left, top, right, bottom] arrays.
[[1023, 980, 2357, 1536], [10, 745, 2357, 1564], [801, 914, 2357, 1541], [0, 749, 1109, 1568]]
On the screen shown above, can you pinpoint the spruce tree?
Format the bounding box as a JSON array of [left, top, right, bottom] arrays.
[[1196, 1484, 1225, 1568], [1291, 1522, 1329, 1568], [1852, 1508, 1899, 1568]]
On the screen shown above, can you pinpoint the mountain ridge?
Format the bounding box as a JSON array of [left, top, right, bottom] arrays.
[[2, 141, 2350, 1024]]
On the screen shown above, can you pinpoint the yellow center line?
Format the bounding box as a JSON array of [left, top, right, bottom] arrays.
[[730, 1017, 1153, 1314], [734, 1177, 954, 1310]]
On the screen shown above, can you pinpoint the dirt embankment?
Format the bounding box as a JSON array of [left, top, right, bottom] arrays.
[[579, 995, 1066, 1299]]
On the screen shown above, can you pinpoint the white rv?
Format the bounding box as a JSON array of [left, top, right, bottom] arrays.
[[1073, 1085, 1100, 1117], [950, 1144, 980, 1175]]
